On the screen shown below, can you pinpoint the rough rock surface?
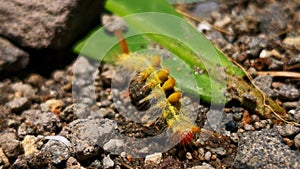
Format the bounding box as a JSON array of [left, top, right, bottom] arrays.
[[0, 37, 29, 73], [59, 118, 117, 160], [0, 0, 103, 49], [235, 129, 300, 169]]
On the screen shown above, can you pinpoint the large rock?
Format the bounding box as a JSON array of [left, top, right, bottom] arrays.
[[0, 37, 29, 72], [235, 129, 300, 168], [0, 0, 103, 49]]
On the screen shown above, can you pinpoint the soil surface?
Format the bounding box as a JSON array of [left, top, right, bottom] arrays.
[[1, 0, 300, 169]]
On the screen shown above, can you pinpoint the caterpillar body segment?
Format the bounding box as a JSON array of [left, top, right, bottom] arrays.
[[117, 53, 201, 144]]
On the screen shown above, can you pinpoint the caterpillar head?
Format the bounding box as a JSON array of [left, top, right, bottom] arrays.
[[170, 118, 201, 144], [177, 126, 201, 144]]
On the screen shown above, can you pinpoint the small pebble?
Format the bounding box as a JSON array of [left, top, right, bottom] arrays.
[[251, 114, 260, 122], [268, 58, 283, 70], [244, 124, 254, 131], [40, 99, 63, 113], [233, 113, 243, 122], [225, 120, 238, 132], [11, 82, 36, 98], [204, 151, 212, 161], [230, 133, 239, 143], [295, 133, 300, 149], [120, 152, 126, 158], [276, 124, 300, 137], [288, 109, 300, 123], [277, 84, 299, 101], [22, 135, 38, 156], [211, 154, 217, 160], [53, 70, 66, 82], [198, 148, 205, 156], [248, 67, 257, 76], [186, 152, 193, 160], [238, 128, 245, 133], [102, 155, 114, 169], [283, 137, 294, 147], [66, 157, 82, 169], [103, 139, 124, 153], [27, 74, 44, 86], [283, 102, 299, 109], [283, 36, 300, 50], [6, 97, 30, 112], [145, 152, 162, 164], [254, 122, 263, 129]]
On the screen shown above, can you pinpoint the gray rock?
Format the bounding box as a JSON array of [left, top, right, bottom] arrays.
[[204, 151, 211, 161], [42, 139, 71, 164], [287, 54, 300, 66], [0, 0, 103, 49], [283, 102, 298, 109], [277, 84, 299, 101], [11, 82, 36, 98], [18, 110, 62, 138], [0, 129, 22, 158], [289, 109, 300, 123], [103, 139, 124, 153], [6, 97, 30, 113], [258, 3, 288, 36], [102, 155, 114, 169], [235, 129, 300, 168], [60, 118, 117, 160], [276, 124, 300, 137], [60, 104, 76, 122], [268, 58, 283, 70], [0, 37, 29, 73], [295, 133, 300, 149], [73, 103, 91, 119]]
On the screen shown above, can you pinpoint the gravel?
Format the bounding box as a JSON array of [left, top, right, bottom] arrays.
[[0, 0, 300, 168]]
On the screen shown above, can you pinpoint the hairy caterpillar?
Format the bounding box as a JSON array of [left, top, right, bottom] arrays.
[[104, 15, 201, 144], [115, 53, 201, 144]]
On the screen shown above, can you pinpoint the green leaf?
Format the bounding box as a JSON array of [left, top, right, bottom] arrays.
[[73, 26, 150, 63], [105, 0, 246, 104]]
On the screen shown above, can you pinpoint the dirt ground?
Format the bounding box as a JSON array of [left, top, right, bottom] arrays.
[[0, 0, 300, 169]]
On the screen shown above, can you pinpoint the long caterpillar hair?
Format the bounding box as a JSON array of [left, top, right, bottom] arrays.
[[115, 52, 201, 144]]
